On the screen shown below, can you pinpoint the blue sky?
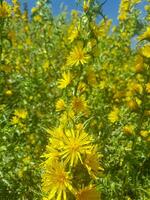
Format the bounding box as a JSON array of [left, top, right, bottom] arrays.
[[6, 0, 147, 24]]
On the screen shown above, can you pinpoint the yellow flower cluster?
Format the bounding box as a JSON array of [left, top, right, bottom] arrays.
[[42, 125, 103, 200], [1, 0, 150, 199]]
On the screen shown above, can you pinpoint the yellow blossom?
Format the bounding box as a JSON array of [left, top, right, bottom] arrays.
[[123, 125, 135, 135], [42, 160, 73, 200], [68, 25, 78, 43], [14, 109, 28, 119], [138, 27, 150, 41], [146, 83, 150, 93], [76, 185, 101, 200], [134, 55, 144, 73], [61, 128, 93, 166], [5, 90, 13, 96], [140, 130, 149, 138], [108, 107, 119, 123], [56, 99, 66, 112], [141, 45, 150, 58], [11, 116, 20, 125], [66, 42, 90, 66], [84, 149, 104, 178], [71, 96, 88, 114], [60, 110, 75, 125], [77, 82, 87, 93], [0, 2, 11, 18], [58, 72, 71, 89], [33, 15, 42, 22], [127, 99, 139, 111]]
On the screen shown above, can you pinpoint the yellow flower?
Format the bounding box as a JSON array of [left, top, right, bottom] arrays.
[[61, 128, 93, 166], [66, 42, 90, 66], [42, 160, 73, 200], [33, 15, 42, 22], [138, 27, 150, 41], [108, 107, 119, 123], [77, 82, 87, 93], [71, 96, 88, 113], [140, 130, 149, 138], [129, 82, 143, 94], [56, 99, 66, 112], [11, 116, 20, 125], [83, 0, 91, 12], [123, 125, 135, 135], [118, 0, 130, 21], [141, 45, 150, 58], [0, 2, 11, 18], [31, 7, 37, 13], [5, 90, 13, 96], [146, 83, 150, 93], [86, 69, 97, 86], [46, 126, 64, 149], [134, 55, 144, 73], [60, 110, 75, 125], [84, 149, 104, 178], [58, 72, 71, 89], [14, 109, 28, 119], [76, 185, 101, 200], [127, 99, 139, 111], [68, 25, 78, 43]]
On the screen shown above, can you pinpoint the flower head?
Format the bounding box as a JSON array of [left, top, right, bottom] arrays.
[[61, 128, 93, 166], [14, 109, 28, 119], [42, 161, 73, 200], [71, 96, 88, 114], [76, 185, 101, 200], [0, 2, 11, 18], [138, 27, 150, 41], [67, 42, 90, 66], [84, 149, 104, 178], [141, 45, 150, 58], [58, 72, 71, 89], [108, 107, 119, 123], [56, 99, 66, 112]]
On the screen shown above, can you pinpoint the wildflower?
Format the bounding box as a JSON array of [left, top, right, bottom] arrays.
[[58, 72, 71, 89], [0, 2, 11, 18], [127, 99, 139, 111], [86, 69, 97, 86], [60, 110, 75, 125], [141, 45, 150, 58], [84, 149, 104, 178], [77, 82, 87, 93], [71, 96, 88, 113], [140, 130, 149, 138], [42, 160, 73, 200], [14, 109, 28, 119], [130, 82, 143, 94], [61, 128, 93, 166], [146, 83, 150, 93], [5, 90, 13, 96], [31, 7, 37, 13], [134, 55, 144, 73], [11, 116, 20, 125], [76, 185, 101, 200], [138, 27, 150, 41], [56, 99, 66, 112], [123, 125, 135, 135], [68, 25, 78, 43], [118, 0, 130, 21], [83, 0, 90, 12], [33, 15, 42, 22], [108, 107, 119, 123], [46, 126, 64, 148], [66, 42, 90, 66]]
